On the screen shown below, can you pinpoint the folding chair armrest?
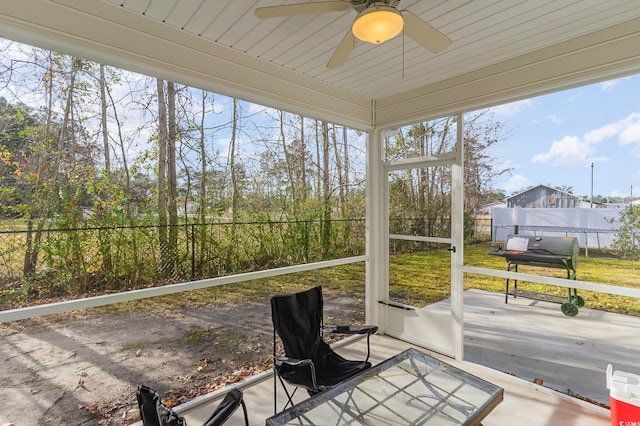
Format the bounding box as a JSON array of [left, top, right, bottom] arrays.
[[274, 356, 321, 396], [274, 356, 314, 368], [322, 325, 378, 363], [323, 324, 378, 335]]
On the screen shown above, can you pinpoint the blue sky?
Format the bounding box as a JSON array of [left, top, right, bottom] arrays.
[[488, 74, 640, 200]]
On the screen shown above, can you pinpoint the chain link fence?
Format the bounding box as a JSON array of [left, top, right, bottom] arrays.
[[0, 219, 365, 308], [0, 216, 492, 308]]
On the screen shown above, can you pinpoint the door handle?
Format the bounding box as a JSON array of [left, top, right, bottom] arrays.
[[378, 300, 414, 311], [447, 246, 456, 253]]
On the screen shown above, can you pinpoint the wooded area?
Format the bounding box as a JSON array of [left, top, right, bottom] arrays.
[[0, 40, 508, 307]]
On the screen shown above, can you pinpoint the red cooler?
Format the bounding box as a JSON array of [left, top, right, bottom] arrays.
[[607, 364, 640, 426]]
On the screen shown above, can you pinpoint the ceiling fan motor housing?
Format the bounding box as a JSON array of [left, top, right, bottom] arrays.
[[351, 0, 401, 14]]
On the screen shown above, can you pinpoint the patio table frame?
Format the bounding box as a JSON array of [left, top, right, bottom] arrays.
[[266, 348, 503, 425]]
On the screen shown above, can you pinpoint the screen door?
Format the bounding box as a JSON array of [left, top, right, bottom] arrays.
[[380, 117, 463, 357]]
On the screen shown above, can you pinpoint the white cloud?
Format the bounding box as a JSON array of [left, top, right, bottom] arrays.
[[599, 76, 634, 92], [599, 80, 618, 91], [545, 114, 562, 124], [498, 159, 518, 170], [609, 189, 630, 198], [489, 99, 534, 117], [586, 111, 640, 156], [584, 121, 625, 144], [534, 111, 640, 165], [618, 114, 640, 147], [501, 174, 530, 194], [532, 136, 592, 165], [567, 91, 583, 102]]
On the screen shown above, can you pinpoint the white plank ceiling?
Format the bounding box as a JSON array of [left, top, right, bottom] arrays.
[[1, 0, 640, 127], [99, 0, 640, 100]]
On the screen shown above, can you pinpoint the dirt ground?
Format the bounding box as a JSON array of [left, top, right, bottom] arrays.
[[0, 296, 365, 425]]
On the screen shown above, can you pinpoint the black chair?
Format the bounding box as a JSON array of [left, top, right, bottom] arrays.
[[137, 384, 249, 426], [270, 286, 378, 413]]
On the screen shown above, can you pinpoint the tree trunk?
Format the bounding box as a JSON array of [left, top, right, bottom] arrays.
[[156, 78, 169, 275], [105, 83, 131, 193], [279, 110, 296, 215], [315, 120, 321, 200], [300, 115, 307, 204], [198, 90, 208, 224], [418, 123, 428, 235], [342, 126, 349, 196], [332, 125, 345, 216], [228, 98, 239, 267], [321, 121, 331, 258], [166, 81, 178, 276], [229, 98, 239, 221], [99, 64, 111, 172], [98, 64, 114, 283], [198, 91, 208, 273]]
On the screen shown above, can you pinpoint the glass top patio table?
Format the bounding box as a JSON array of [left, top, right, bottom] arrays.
[[266, 348, 503, 426]]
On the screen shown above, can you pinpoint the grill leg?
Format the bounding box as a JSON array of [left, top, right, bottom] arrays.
[[505, 263, 518, 303], [504, 263, 510, 303]]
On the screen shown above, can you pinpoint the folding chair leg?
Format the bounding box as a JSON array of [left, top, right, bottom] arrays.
[[365, 334, 371, 363], [276, 373, 298, 412], [240, 399, 249, 426], [273, 367, 298, 414]]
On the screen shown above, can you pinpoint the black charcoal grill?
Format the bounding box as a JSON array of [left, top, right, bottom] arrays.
[[488, 235, 583, 316]]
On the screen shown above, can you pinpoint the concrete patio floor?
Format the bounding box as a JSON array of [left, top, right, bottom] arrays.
[[175, 334, 610, 425], [168, 288, 627, 425], [462, 288, 640, 405]]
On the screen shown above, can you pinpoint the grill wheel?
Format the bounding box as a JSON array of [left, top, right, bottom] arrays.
[[561, 302, 579, 317]]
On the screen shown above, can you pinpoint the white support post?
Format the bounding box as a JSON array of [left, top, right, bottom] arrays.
[[365, 127, 386, 330], [451, 113, 465, 360]]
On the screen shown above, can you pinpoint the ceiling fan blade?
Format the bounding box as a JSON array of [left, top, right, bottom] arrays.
[[255, 1, 351, 19], [401, 10, 452, 53], [327, 30, 356, 68]]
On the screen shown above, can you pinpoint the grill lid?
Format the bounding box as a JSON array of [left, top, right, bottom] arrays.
[[495, 235, 579, 271]]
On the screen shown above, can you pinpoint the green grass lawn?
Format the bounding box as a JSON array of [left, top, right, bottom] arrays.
[[462, 242, 640, 316], [83, 241, 640, 318], [379, 241, 638, 316], [212, 242, 638, 316]]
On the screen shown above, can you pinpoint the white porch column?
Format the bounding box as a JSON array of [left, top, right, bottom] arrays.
[[365, 127, 385, 330], [451, 113, 465, 360]]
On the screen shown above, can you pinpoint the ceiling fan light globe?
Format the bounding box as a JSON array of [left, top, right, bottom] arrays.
[[352, 5, 403, 44]]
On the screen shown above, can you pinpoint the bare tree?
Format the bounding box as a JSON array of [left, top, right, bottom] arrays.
[[321, 121, 331, 257], [156, 78, 169, 273], [167, 82, 178, 269], [198, 90, 208, 224], [331, 125, 346, 217], [229, 98, 239, 220], [99, 64, 111, 172], [278, 110, 297, 213]]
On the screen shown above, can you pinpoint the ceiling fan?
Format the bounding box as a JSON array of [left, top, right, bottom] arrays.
[[254, 1, 452, 68]]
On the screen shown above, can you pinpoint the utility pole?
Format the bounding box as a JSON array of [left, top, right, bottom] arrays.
[[590, 162, 594, 208]]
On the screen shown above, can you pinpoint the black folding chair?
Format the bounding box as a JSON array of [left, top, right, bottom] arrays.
[[137, 384, 249, 426], [270, 286, 378, 413]]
